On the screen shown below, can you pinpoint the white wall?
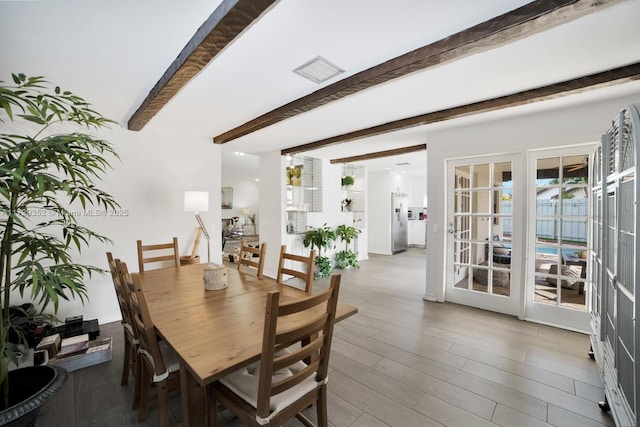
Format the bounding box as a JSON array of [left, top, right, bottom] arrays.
[[258, 151, 285, 279], [10, 125, 222, 325], [424, 92, 640, 303]]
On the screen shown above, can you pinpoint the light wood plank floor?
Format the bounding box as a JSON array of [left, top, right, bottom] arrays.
[[38, 248, 613, 427]]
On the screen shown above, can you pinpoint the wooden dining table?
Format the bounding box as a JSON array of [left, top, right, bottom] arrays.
[[137, 263, 358, 427]]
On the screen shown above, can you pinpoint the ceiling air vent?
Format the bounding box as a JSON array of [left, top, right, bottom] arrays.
[[293, 56, 344, 84]]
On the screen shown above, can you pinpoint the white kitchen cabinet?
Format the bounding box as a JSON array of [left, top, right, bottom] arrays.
[[408, 220, 426, 247]]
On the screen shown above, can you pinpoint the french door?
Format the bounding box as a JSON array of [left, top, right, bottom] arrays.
[[446, 155, 522, 316], [525, 147, 592, 332]]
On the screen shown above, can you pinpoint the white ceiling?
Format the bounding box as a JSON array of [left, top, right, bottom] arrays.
[[2, 0, 640, 175]]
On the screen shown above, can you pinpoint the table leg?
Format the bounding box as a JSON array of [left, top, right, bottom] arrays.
[[180, 362, 207, 427]]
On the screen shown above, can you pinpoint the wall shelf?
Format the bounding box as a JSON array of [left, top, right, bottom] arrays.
[[341, 164, 366, 228], [286, 156, 322, 234]]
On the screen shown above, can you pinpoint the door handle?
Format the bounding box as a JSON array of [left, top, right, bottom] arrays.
[[448, 223, 454, 234]]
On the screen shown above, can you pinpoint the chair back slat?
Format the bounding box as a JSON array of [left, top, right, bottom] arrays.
[[270, 361, 320, 397], [237, 239, 267, 279], [277, 315, 328, 347], [136, 237, 180, 272]]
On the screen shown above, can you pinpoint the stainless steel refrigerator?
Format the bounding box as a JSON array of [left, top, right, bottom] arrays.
[[391, 192, 408, 253]]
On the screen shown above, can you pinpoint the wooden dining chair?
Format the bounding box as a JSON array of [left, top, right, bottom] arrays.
[[136, 237, 180, 272], [209, 274, 342, 427], [237, 239, 267, 279], [121, 263, 180, 427], [106, 253, 138, 389], [277, 245, 316, 293], [113, 259, 145, 412]]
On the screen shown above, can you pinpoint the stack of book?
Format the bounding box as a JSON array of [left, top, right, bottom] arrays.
[[35, 333, 61, 358], [37, 333, 112, 372]]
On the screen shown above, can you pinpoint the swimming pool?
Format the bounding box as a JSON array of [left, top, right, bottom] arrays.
[[502, 244, 583, 255], [536, 246, 584, 256]]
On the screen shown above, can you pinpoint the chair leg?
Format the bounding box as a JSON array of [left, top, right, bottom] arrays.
[[137, 367, 151, 422], [130, 344, 138, 380], [121, 338, 131, 386], [156, 380, 170, 427], [317, 386, 328, 427], [132, 355, 143, 410]]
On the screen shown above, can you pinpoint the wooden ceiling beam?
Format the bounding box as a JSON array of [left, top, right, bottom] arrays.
[[216, 0, 618, 144], [127, 0, 278, 131], [329, 144, 427, 165], [282, 62, 640, 155]]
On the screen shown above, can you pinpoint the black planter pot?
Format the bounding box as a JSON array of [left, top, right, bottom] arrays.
[[0, 365, 68, 427]]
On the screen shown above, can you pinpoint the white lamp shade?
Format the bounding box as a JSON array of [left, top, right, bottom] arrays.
[[184, 191, 209, 212], [241, 209, 250, 215]]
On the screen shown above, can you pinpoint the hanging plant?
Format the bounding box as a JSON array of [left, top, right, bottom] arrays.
[[341, 175, 355, 186]]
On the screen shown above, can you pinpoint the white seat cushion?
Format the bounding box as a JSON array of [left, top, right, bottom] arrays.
[[158, 341, 180, 375], [220, 350, 319, 418], [139, 340, 180, 382]]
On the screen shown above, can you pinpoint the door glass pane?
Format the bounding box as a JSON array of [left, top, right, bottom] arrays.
[[537, 157, 560, 183], [474, 190, 492, 214], [534, 245, 559, 305], [455, 167, 470, 189], [455, 191, 471, 213], [495, 162, 512, 185], [473, 164, 490, 188], [560, 280, 586, 309], [561, 218, 587, 246], [562, 155, 589, 185], [536, 219, 559, 244], [471, 241, 484, 266], [473, 216, 491, 244], [470, 266, 489, 294]]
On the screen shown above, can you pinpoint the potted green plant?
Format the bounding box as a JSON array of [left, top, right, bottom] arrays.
[[341, 175, 354, 187], [334, 222, 362, 269], [303, 224, 336, 279], [0, 74, 119, 422], [291, 165, 302, 186], [285, 167, 294, 185]]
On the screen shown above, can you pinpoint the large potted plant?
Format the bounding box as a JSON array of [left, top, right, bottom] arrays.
[[334, 222, 362, 269], [303, 224, 336, 279], [0, 74, 119, 424]]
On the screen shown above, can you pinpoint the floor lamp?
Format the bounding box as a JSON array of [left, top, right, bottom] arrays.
[[184, 191, 210, 264]]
